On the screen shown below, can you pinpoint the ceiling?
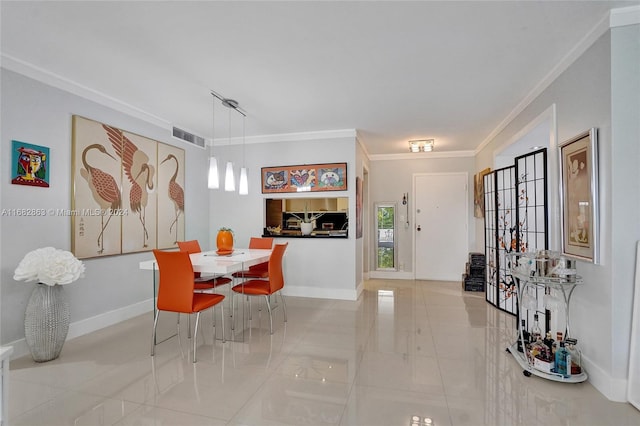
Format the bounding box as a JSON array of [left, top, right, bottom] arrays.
[[1, 1, 637, 156]]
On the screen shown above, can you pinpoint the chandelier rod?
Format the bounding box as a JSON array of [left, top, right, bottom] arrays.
[[210, 90, 247, 117]]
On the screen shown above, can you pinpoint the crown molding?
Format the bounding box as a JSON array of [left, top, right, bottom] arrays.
[[356, 130, 371, 159], [475, 8, 614, 155], [610, 5, 640, 27], [1, 53, 172, 130], [212, 128, 357, 146], [2, 54, 358, 147], [369, 150, 475, 161]]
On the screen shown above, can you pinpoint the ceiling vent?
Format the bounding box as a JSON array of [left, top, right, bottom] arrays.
[[172, 126, 205, 148]]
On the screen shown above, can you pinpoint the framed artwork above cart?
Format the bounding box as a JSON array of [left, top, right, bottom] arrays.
[[559, 128, 599, 263]]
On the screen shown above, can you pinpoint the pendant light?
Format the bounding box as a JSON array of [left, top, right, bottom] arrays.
[[224, 104, 236, 192], [207, 93, 219, 189], [210, 90, 247, 193], [238, 115, 248, 195]]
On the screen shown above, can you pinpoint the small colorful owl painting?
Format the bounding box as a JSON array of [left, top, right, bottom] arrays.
[[11, 140, 50, 187]]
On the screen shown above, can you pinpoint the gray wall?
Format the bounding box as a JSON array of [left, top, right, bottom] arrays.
[[0, 70, 210, 348], [369, 156, 476, 274], [209, 135, 360, 300], [610, 22, 640, 394], [475, 27, 640, 401]]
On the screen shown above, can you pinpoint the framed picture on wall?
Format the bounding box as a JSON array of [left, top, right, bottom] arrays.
[[261, 162, 347, 193], [71, 115, 184, 259], [474, 167, 491, 218], [11, 140, 50, 188], [559, 128, 599, 263]]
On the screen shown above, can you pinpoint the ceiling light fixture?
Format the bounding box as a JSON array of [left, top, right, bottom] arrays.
[[210, 90, 247, 193], [408, 139, 435, 153]]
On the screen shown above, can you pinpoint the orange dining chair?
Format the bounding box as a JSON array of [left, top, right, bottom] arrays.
[[231, 237, 274, 280], [177, 240, 232, 289], [231, 243, 288, 334], [151, 250, 225, 362]]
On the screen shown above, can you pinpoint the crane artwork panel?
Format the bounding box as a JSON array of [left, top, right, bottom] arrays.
[[102, 124, 158, 254], [71, 115, 183, 259], [157, 143, 185, 248]]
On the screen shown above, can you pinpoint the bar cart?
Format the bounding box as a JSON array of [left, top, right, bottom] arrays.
[[506, 252, 587, 383]]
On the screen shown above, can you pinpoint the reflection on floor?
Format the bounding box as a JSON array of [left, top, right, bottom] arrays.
[[9, 280, 640, 425]]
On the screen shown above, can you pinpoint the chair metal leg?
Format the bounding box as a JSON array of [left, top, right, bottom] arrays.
[[264, 295, 273, 335], [192, 311, 201, 363], [151, 310, 160, 356], [221, 304, 226, 343], [231, 292, 235, 330], [188, 314, 192, 339], [280, 292, 287, 323], [228, 279, 233, 319], [248, 296, 252, 320]]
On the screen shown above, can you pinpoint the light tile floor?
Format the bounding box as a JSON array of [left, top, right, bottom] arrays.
[[8, 280, 640, 425]]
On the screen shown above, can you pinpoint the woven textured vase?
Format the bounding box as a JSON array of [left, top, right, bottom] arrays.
[[24, 283, 70, 362]]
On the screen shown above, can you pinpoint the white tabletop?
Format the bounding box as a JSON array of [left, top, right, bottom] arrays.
[[139, 248, 271, 274]]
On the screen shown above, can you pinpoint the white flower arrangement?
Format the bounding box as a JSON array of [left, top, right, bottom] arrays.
[[14, 247, 85, 286]]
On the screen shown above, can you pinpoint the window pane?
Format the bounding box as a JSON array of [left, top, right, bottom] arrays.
[[375, 203, 397, 270]]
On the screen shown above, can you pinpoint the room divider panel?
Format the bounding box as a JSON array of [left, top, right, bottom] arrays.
[[483, 149, 548, 317]]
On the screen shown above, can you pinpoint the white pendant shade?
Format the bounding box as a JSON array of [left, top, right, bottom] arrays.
[[224, 161, 235, 191], [239, 167, 248, 195], [208, 156, 219, 189]]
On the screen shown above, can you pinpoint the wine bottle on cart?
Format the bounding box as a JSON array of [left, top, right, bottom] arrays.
[[531, 314, 542, 343]]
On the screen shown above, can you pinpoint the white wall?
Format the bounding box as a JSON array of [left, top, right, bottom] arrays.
[[368, 156, 476, 277], [208, 135, 359, 300], [0, 70, 210, 354], [610, 22, 640, 395], [475, 27, 640, 401]]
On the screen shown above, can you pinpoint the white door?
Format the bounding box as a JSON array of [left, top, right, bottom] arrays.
[[414, 173, 468, 281]]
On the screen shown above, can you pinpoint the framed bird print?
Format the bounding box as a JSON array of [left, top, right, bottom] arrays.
[[102, 125, 158, 254], [157, 143, 185, 249], [72, 116, 124, 258], [71, 115, 183, 258], [261, 162, 347, 193], [559, 128, 599, 263]]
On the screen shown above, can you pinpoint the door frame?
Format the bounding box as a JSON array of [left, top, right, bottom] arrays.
[[412, 172, 469, 280]]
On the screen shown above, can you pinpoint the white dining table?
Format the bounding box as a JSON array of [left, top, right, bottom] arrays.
[[138, 248, 272, 275], [139, 248, 272, 342]]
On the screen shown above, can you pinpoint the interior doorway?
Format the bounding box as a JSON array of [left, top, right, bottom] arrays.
[[413, 172, 468, 281], [362, 168, 370, 276]]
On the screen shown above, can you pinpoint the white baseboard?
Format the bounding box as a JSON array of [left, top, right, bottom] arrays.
[[7, 298, 153, 360], [369, 271, 414, 280], [283, 286, 358, 301], [582, 354, 629, 402]]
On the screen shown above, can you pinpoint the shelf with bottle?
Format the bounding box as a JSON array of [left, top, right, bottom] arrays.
[[507, 251, 587, 383]]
